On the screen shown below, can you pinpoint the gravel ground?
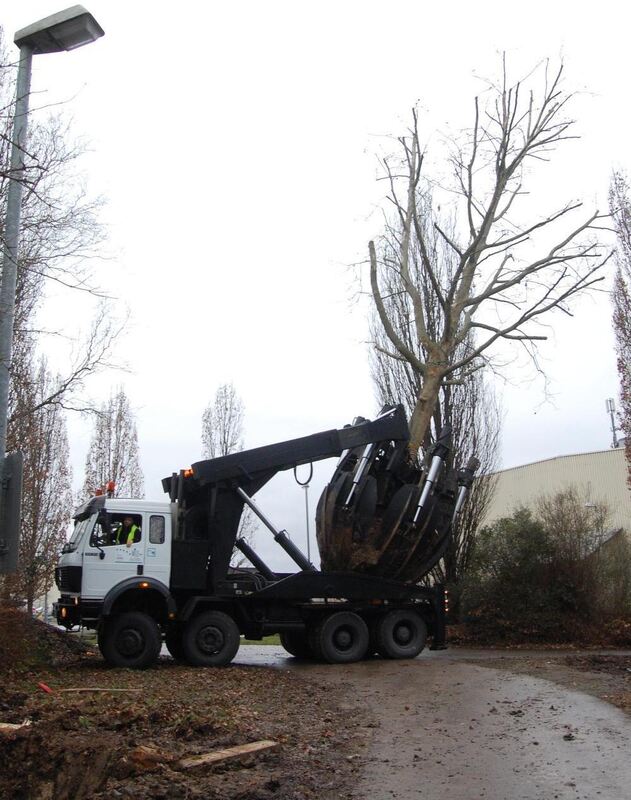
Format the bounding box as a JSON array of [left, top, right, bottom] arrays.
[[459, 651, 631, 714], [303, 650, 631, 800]]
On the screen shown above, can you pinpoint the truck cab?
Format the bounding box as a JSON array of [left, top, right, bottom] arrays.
[[56, 495, 173, 629]]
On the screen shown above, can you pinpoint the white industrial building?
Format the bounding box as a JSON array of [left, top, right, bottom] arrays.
[[484, 446, 631, 534]]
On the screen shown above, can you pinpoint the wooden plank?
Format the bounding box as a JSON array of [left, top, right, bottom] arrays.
[[130, 745, 174, 770], [176, 739, 279, 771], [0, 721, 31, 734], [58, 688, 142, 694]]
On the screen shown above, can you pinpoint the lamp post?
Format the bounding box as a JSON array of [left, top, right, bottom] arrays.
[[302, 483, 311, 563], [293, 464, 313, 563], [0, 6, 103, 562]]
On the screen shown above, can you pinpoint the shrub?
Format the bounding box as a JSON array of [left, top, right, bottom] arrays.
[[462, 488, 631, 642]]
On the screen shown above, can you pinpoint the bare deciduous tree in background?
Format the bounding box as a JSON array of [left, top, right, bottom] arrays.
[[370, 189, 500, 614], [369, 60, 610, 458], [202, 383, 245, 459], [82, 388, 144, 499], [608, 171, 631, 488], [202, 383, 255, 559], [3, 356, 72, 612]]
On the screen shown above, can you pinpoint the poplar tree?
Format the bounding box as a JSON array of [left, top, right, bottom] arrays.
[[609, 172, 631, 488], [82, 388, 144, 499], [201, 383, 254, 557]]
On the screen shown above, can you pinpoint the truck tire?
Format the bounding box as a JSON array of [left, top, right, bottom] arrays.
[[164, 624, 187, 662], [97, 623, 106, 653], [100, 612, 161, 669], [375, 609, 427, 659], [280, 630, 313, 659], [183, 610, 240, 667], [309, 612, 369, 663], [362, 626, 378, 660]]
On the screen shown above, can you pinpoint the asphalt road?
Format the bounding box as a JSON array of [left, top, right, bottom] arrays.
[[234, 646, 631, 800]]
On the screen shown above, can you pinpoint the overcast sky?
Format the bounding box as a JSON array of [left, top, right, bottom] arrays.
[[3, 1, 628, 568]]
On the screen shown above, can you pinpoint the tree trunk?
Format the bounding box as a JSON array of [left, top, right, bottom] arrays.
[[408, 369, 444, 458], [26, 587, 34, 616]]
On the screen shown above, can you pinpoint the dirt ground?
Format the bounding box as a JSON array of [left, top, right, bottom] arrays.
[[0, 655, 368, 800], [1, 608, 630, 800]]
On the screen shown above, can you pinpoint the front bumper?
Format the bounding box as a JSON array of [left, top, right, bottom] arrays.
[[55, 595, 104, 628], [54, 595, 82, 627]]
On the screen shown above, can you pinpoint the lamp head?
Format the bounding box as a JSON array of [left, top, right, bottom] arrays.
[[14, 5, 104, 54]]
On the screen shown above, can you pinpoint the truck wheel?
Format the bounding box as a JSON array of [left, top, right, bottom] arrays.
[[280, 630, 313, 659], [97, 623, 106, 653], [375, 609, 427, 659], [100, 612, 161, 669], [310, 612, 369, 663], [183, 610, 240, 667], [363, 618, 381, 659], [165, 624, 187, 662]]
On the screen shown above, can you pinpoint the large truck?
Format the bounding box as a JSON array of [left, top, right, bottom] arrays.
[[55, 405, 477, 668]]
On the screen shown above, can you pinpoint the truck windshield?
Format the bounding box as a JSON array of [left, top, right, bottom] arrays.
[[63, 513, 97, 553]]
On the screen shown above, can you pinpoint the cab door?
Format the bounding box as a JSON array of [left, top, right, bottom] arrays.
[[141, 513, 171, 588], [82, 511, 145, 600]]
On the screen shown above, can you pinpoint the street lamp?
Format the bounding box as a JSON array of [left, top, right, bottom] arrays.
[[293, 464, 314, 562], [0, 6, 103, 570]]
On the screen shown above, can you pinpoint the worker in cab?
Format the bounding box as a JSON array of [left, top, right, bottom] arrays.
[[115, 516, 141, 547]]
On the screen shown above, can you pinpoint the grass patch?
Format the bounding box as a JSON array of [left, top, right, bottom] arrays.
[[71, 628, 281, 647], [69, 630, 98, 645], [240, 634, 281, 646]]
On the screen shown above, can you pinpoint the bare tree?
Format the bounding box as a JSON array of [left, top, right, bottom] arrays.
[[370, 190, 500, 613], [369, 60, 610, 457], [608, 171, 631, 488], [202, 383, 245, 459], [201, 383, 255, 558], [82, 387, 144, 499], [3, 356, 72, 612]]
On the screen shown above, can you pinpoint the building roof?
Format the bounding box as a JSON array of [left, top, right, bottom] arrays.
[[496, 445, 627, 475]]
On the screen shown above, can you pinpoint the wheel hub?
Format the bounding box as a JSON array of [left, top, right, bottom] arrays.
[[198, 625, 224, 654], [393, 623, 412, 645], [334, 627, 353, 651], [116, 628, 144, 657]]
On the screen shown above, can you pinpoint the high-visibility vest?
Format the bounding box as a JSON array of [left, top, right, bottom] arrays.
[[116, 524, 139, 545]]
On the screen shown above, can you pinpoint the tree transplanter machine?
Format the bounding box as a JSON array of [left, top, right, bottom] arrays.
[[55, 405, 477, 668]]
